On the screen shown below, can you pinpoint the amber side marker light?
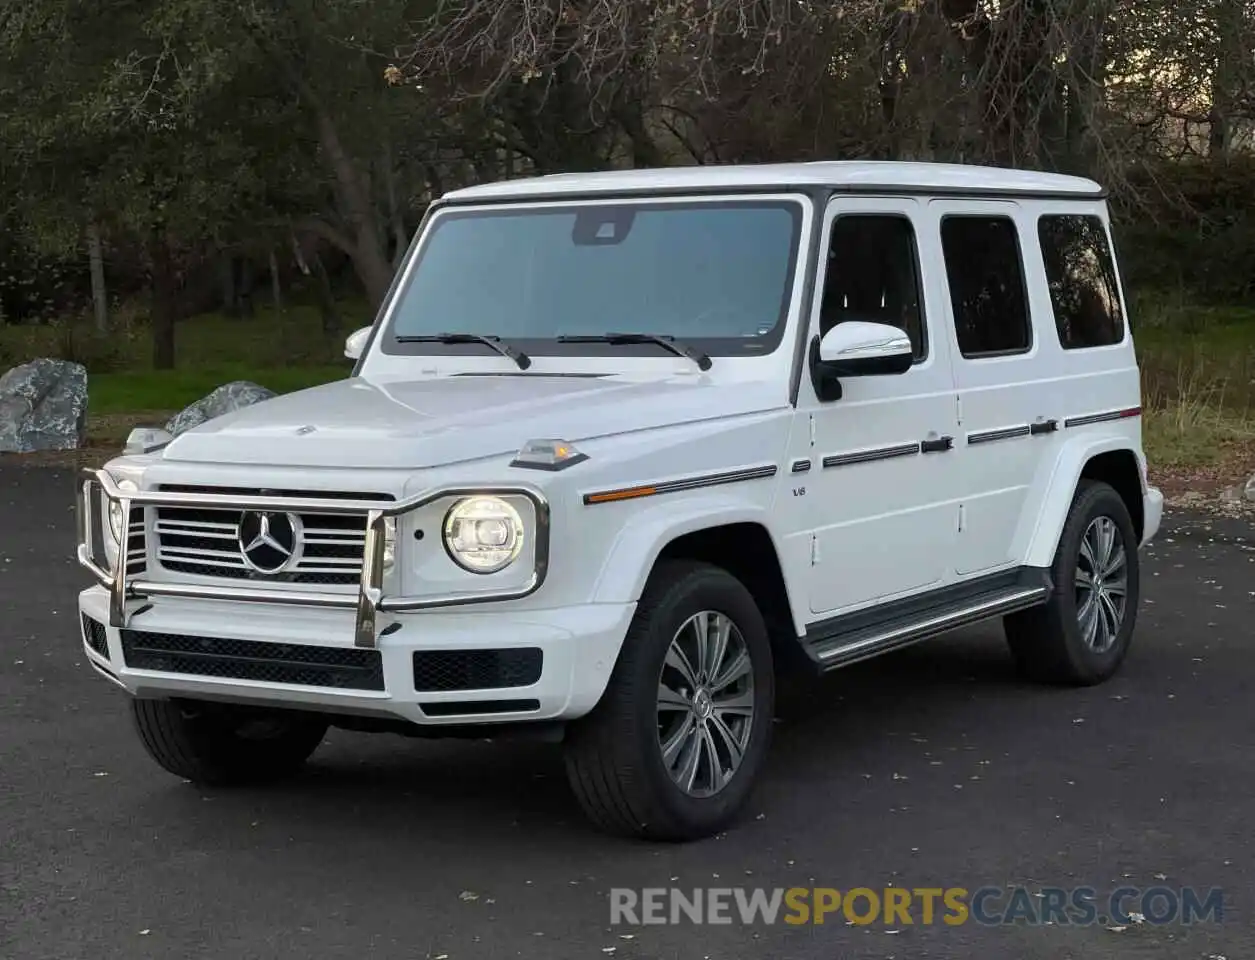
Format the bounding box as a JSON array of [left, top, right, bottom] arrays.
[[584, 486, 658, 504]]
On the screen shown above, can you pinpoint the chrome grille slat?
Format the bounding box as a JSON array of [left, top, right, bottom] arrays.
[[155, 527, 239, 541], [160, 550, 249, 568], [154, 519, 237, 532]]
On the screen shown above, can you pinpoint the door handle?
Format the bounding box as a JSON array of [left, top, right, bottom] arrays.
[[1030, 419, 1059, 436], [921, 435, 954, 453]]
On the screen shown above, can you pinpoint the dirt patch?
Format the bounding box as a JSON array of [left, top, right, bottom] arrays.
[[1150, 435, 1255, 504]]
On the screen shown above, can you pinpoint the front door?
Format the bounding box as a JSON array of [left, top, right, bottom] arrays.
[[795, 196, 961, 618]]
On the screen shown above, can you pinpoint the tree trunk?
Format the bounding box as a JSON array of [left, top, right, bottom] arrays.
[[1209, 0, 1243, 157], [311, 250, 342, 343], [314, 106, 393, 308], [86, 222, 108, 332], [220, 254, 238, 317], [269, 248, 283, 314], [150, 233, 176, 370]]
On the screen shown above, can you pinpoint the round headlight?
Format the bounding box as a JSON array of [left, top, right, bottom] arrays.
[[107, 479, 139, 542], [442, 496, 525, 574]]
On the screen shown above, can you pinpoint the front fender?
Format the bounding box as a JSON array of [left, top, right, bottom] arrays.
[[1020, 432, 1145, 569], [588, 494, 782, 605]]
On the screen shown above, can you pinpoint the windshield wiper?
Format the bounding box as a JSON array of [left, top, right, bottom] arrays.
[[394, 332, 531, 370], [555, 333, 712, 371]]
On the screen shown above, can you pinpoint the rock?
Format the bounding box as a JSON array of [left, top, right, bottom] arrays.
[[165, 381, 276, 437], [1245, 474, 1255, 503], [0, 358, 89, 453]]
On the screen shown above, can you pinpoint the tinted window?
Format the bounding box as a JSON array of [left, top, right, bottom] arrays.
[[940, 216, 1031, 357], [1038, 214, 1125, 348], [820, 215, 927, 360], [384, 201, 802, 356]]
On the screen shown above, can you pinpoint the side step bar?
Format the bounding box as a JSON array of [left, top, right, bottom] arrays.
[[806, 569, 1052, 671]]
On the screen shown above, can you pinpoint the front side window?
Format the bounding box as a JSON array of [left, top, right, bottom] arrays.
[[1037, 214, 1125, 349], [382, 199, 804, 358], [819, 213, 928, 361]]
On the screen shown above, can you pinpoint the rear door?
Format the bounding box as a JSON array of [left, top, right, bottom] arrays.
[[931, 200, 1050, 577]]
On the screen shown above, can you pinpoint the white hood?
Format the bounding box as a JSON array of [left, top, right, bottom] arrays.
[[159, 374, 784, 469]]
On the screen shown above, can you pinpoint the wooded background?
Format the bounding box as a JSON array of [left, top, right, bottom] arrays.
[[1, 0, 1253, 371]]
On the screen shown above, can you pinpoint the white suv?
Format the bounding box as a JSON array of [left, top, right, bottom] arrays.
[[75, 161, 1162, 841]]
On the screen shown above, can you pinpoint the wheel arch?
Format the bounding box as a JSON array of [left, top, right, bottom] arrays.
[[1024, 437, 1146, 569], [589, 499, 804, 659]]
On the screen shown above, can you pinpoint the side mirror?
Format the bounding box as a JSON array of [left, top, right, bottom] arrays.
[[344, 326, 372, 361], [810, 321, 913, 401]]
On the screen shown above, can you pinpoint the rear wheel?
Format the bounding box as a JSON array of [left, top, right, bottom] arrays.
[[563, 560, 775, 841], [1004, 479, 1140, 685], [130, 698, 328, 786]]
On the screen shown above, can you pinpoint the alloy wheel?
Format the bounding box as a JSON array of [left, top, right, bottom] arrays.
[[1075, 515, 1128, 654], [655, 610, 756, 798]]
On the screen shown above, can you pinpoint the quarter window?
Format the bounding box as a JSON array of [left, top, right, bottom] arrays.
[[940, 216, 1032, 357], [1037, 214, 1125, 348], [819, 214, 927, 360]]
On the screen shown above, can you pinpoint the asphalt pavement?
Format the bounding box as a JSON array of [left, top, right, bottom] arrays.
[[1, 464, 1251, 960]]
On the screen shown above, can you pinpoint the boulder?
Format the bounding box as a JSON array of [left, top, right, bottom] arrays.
[[165, 380, 276, 437], [0, 358, 89, 453], [1246, 473, 1255, 503]]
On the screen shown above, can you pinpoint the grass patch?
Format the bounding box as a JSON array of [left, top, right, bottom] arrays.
[[89, 365, 349, 415], [1132, 294, 1255, 483]]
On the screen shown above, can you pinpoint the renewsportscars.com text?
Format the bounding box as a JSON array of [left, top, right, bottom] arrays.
[[609, 885, 1224, 927]]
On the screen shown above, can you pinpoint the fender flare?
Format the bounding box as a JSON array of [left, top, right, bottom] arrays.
[[588, 494, 787, 606], [1022, 433, 1145, 569]]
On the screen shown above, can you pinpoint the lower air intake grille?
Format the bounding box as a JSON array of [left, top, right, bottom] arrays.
[[82, 615, 109, 657], [120, 630, 384, 691], [412, 648, 543, 692]]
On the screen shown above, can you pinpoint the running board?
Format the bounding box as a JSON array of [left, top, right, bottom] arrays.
[[805, 569, 1052, 671]]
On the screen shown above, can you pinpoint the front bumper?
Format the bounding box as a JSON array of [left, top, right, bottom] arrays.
[[1143, 484, 1164, 546], [74, 466, 633, 724], [78, 587, 635, 724]]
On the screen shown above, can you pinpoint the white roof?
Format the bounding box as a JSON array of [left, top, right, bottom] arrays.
[[440, 161, 1104, 203]]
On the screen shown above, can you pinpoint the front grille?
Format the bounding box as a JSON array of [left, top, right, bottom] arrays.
[[153, 485, 392, 585], [412, 649, 544, 692], [81, 614, 109, 658], [120, 630, 385, 690]]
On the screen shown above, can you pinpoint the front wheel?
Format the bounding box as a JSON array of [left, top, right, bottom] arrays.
[[130, 698, 329, 786], [563, 560, 775, 841], [1004, 479, 1141, 685]]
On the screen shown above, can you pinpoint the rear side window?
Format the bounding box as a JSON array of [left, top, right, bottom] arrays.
[[1037, 214, 1125, 349], [939, 216, 1032, 358]]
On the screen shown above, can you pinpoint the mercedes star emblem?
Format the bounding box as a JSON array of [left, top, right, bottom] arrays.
[[237, 511, 303, 574]]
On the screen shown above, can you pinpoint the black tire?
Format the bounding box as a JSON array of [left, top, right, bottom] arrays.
[[563, 559, 775, 842], [1004, 479, 1141, 685], [130, 697, 329, 786]]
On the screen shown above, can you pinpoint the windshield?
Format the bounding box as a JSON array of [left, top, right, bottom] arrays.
[[380, 198, 805, 358]]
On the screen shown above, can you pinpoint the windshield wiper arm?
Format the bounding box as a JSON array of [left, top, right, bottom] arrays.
[[555, 332, 712, 371], [394, 332, 531, 369]]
